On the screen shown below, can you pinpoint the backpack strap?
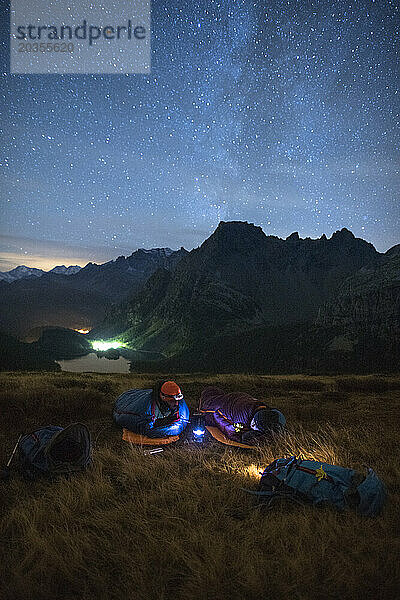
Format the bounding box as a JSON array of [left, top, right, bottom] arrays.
[[294, 463, 335, 484], [241, 486, 310, 509]]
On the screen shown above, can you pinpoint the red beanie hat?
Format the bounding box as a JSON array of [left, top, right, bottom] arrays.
[[160, 381, 182, 399]]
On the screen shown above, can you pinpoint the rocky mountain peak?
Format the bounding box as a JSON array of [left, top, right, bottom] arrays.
[[286, 232, 300, 241], [49, 265, 81, 275], [331, 228, 356, 241], [215, 220, 264, 235], [203, 221, 267, 254]]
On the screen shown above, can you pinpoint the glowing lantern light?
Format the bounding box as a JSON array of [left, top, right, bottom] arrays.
[[193, 428, 205, 436], [191, 414, 206, 443]]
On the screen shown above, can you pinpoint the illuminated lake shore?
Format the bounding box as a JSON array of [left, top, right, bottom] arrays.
[[56, 352, 131, 373]]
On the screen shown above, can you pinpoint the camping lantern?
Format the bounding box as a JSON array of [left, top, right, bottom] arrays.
[[191, 413, 206, 443]]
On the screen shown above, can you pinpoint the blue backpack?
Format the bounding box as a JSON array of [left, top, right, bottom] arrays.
[[251, 457, 386, 517], [18, 423, 91, 479]]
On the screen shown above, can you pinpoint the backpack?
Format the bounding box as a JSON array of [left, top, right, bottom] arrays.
[[18, 423, 91, 479], [249, 456, 386, 517]]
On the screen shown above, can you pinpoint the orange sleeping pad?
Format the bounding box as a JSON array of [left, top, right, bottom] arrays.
[[122, 428, 179, 445], [205, 426, 254, 449]]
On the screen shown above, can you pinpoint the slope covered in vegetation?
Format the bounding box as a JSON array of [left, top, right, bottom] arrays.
[[0, 372, 399, 600]]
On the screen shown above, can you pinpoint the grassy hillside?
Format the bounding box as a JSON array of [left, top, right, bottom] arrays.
[[0, 331, 61, 372], [129, 323, 400, 374], [0, 372, 399, 600]]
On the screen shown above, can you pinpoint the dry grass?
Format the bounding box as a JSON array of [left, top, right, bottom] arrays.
[[0, 371, 399, 600]]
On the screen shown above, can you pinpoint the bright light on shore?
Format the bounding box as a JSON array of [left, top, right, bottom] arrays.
[[91, 340, 125, 351]]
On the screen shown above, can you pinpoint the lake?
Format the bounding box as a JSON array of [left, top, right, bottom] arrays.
[[57, 352, 131, 373]]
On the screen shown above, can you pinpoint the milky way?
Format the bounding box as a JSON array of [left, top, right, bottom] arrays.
[[0, 0, 399, 270]]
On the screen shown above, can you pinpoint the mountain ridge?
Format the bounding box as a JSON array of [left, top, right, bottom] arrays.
[[96, 221, 387, 361], [0, 247, 188, 337], [0, 264, 82, 283]]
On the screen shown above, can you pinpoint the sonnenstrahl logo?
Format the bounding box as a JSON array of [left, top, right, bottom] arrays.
[[10, 0, 150, 74]]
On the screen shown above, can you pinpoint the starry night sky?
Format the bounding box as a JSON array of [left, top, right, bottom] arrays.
[[0, 0, 399, 271]]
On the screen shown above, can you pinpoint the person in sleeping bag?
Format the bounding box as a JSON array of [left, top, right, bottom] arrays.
[[113, 380, 189, 438], [199, 386, 286, 444]]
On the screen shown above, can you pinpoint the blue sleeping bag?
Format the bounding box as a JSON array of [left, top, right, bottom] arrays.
[[113, 388, 189, 438]]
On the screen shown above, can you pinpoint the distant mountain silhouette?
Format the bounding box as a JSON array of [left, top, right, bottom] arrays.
[[2, 222, 398, 372], [0, 264, 81, 283], [49, 265, 82, 276], [0, 265, 46, 283], [166, 242, 400, 373], [0, 247, 188, 337], [97, 221, 382, 359]]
